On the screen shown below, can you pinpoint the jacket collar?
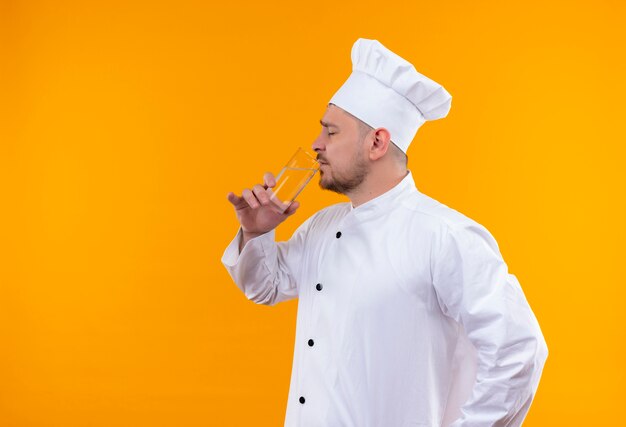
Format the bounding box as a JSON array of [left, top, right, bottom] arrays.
[[347, 170, 419, 222]]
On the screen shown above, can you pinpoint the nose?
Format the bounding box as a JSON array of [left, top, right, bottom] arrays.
[[312, 132, 325, 153]]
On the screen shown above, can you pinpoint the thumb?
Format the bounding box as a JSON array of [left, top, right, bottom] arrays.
[[284, 200, 300, 216]]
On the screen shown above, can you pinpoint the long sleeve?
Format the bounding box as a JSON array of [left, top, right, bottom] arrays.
[[432, 222, 548, 427], [221, 218, 312, 306]]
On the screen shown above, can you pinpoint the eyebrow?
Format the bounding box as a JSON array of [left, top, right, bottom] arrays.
[[320, 119, 339, 129]]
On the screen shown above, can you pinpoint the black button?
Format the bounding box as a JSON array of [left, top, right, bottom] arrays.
[[316, 283, 323, 291], [336, 231, 342, 238], [299, 396, 305, 404], [308, 339, 314, 347]]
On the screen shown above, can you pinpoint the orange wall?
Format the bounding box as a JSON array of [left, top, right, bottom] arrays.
[[1, 0, 625, 425]]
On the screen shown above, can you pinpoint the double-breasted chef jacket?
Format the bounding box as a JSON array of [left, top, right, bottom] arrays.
[[222, 170, 548, 427]]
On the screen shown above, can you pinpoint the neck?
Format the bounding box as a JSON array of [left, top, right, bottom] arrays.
[[348, 168, 409, 208]]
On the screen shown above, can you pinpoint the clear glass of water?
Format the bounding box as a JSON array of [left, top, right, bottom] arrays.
[[268, 147, 320, 213]]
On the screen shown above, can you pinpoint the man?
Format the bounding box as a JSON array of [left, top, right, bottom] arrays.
[[222, 38, 548, 426]]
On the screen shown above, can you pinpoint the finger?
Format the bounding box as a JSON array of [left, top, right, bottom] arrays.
[[263, 172, 277, 189], [241, 188, 261, 209], [252, 184, 271, 205], [284, 200, 300, 216], [227, 192, 245, 207]]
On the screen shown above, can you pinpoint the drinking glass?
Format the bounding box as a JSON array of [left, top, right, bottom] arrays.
[[268, 147, 320, 213]]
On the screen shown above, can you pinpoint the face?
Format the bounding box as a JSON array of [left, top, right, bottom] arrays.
[[312, 104, 370, 195]]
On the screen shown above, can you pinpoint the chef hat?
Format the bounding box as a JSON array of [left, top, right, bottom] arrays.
[[329, 38, 452, 153]]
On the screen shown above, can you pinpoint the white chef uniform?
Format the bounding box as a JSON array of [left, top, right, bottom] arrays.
[[222, 170, 548, 426]]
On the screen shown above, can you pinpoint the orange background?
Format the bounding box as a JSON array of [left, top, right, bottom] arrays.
[[1, 0, 625, 425]]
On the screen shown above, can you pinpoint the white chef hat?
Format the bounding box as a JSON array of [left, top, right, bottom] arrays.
[[329, 38, 452, 153]]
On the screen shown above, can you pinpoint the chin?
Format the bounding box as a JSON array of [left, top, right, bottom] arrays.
[[318, 178, 330, 191], [318, 172, 327, 186]]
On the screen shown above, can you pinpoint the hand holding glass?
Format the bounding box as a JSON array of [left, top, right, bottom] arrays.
[[268, 148, 320, 213]]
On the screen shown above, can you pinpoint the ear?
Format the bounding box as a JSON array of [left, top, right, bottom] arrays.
[[368, 128, 392, 161]]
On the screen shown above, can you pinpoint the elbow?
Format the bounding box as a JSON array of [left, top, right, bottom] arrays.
[[528, 320, 548, 367], [495, 328, 548, 388], [244, 283, 279, 306], [524, 330, 549, 375], [526, 332, 549, 396], [538, 331, 549, 366], [520, 330, 549, 386]]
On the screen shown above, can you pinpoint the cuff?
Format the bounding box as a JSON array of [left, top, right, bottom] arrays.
[[221, 227, 276, 267]]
